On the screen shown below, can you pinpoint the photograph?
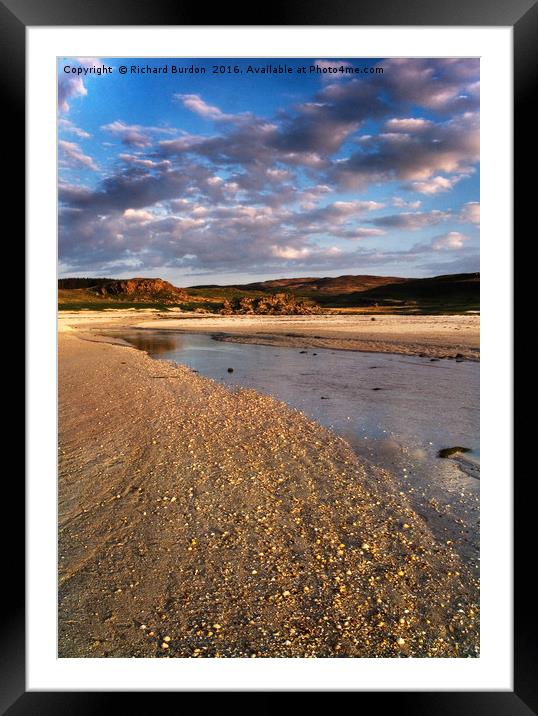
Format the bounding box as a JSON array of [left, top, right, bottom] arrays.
[[57, 56, 480, 659]]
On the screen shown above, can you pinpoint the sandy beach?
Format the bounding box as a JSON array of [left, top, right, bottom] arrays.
[[54, 52, 482, 664], [59, 316, 479, 658], [60, 311, 480, 360]]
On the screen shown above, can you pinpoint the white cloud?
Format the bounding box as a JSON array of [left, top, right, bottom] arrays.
[[58, 75, 87, 113], [59, 140, 97, 170], [271, 246, 311, 259], [58, 58, 105, 113], [459, 201, 480, 224], [58, 119, 91, 139], [101, 121, 175, 147], [59, 58, 480, 278], [430, 231, 469, 251], [385, 118, 433, 132], [332, 112, 479, 189], [174, 94, 246, 122], [405, 175, 466, 195], [123, 208, 154, 222]]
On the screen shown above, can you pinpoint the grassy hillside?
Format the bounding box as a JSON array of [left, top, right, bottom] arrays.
[[59, 272, 479, 314], [58, 278, 217, 312], [236, 274, 410, 295], [188, 272, 479, 314], [308, 273, 480, 313]]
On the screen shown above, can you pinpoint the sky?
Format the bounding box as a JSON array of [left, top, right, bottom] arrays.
[[58, 57, 479, 285]]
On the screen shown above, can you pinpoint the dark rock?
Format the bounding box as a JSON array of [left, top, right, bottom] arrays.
[[438, 446, 472, 459], [220, 299, 234, 315], [221, 292, 322, 316]]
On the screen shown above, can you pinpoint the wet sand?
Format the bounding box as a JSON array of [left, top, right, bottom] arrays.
[[58, 324, 479, 658], [59, 311, 480, 360]]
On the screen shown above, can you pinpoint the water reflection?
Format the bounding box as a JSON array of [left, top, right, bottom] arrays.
[[112, 329, 479, 463], [115, 331, 181, 355]]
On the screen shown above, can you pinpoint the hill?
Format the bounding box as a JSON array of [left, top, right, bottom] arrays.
[[239, 275, 410, 295], [305, 273, 480, 311], [187, 272, 479, 313], [58, 277, 195, 311], [91, 278, 188, 303], [59, 272, 479, 314]]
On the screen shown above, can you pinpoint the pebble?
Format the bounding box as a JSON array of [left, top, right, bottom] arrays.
[[58, 329, 480, 659]]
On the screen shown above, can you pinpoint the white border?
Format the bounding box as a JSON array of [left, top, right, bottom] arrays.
[[28, 26, 512, 691]]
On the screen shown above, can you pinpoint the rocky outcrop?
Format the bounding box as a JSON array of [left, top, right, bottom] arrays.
[[94, 278, 188, 304], [220, 292, 322, 315]]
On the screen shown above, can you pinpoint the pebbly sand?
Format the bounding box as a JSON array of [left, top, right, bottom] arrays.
[[58, 314, 479, 658]]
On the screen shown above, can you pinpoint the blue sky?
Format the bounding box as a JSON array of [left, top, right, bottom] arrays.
[[58, 57, 479, 285]]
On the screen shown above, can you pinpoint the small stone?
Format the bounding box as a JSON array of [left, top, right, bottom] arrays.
[[161, 642, 169, 649], [163, 635, 171, 642], [397, 637, 406, 646]]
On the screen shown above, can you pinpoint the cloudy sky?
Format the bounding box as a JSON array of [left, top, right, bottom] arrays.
[[58, 57, 479, 285]]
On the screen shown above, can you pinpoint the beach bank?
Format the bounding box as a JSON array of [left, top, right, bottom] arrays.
[[58, 327, 479, 657], [59, 311, 480, 361]]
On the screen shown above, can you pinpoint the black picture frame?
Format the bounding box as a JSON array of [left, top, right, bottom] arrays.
[[8, 0, 532, 710]]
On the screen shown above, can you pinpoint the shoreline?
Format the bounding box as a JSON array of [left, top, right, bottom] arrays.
[[59, 324, 479, 658], [59, 311, 480, 361]]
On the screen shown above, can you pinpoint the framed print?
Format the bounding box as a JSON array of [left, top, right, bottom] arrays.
[[8, 0, 533, 709]]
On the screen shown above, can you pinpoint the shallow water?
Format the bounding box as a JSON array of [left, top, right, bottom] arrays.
[[110, 329, 480, 563], [114, 330, 479, 460]]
